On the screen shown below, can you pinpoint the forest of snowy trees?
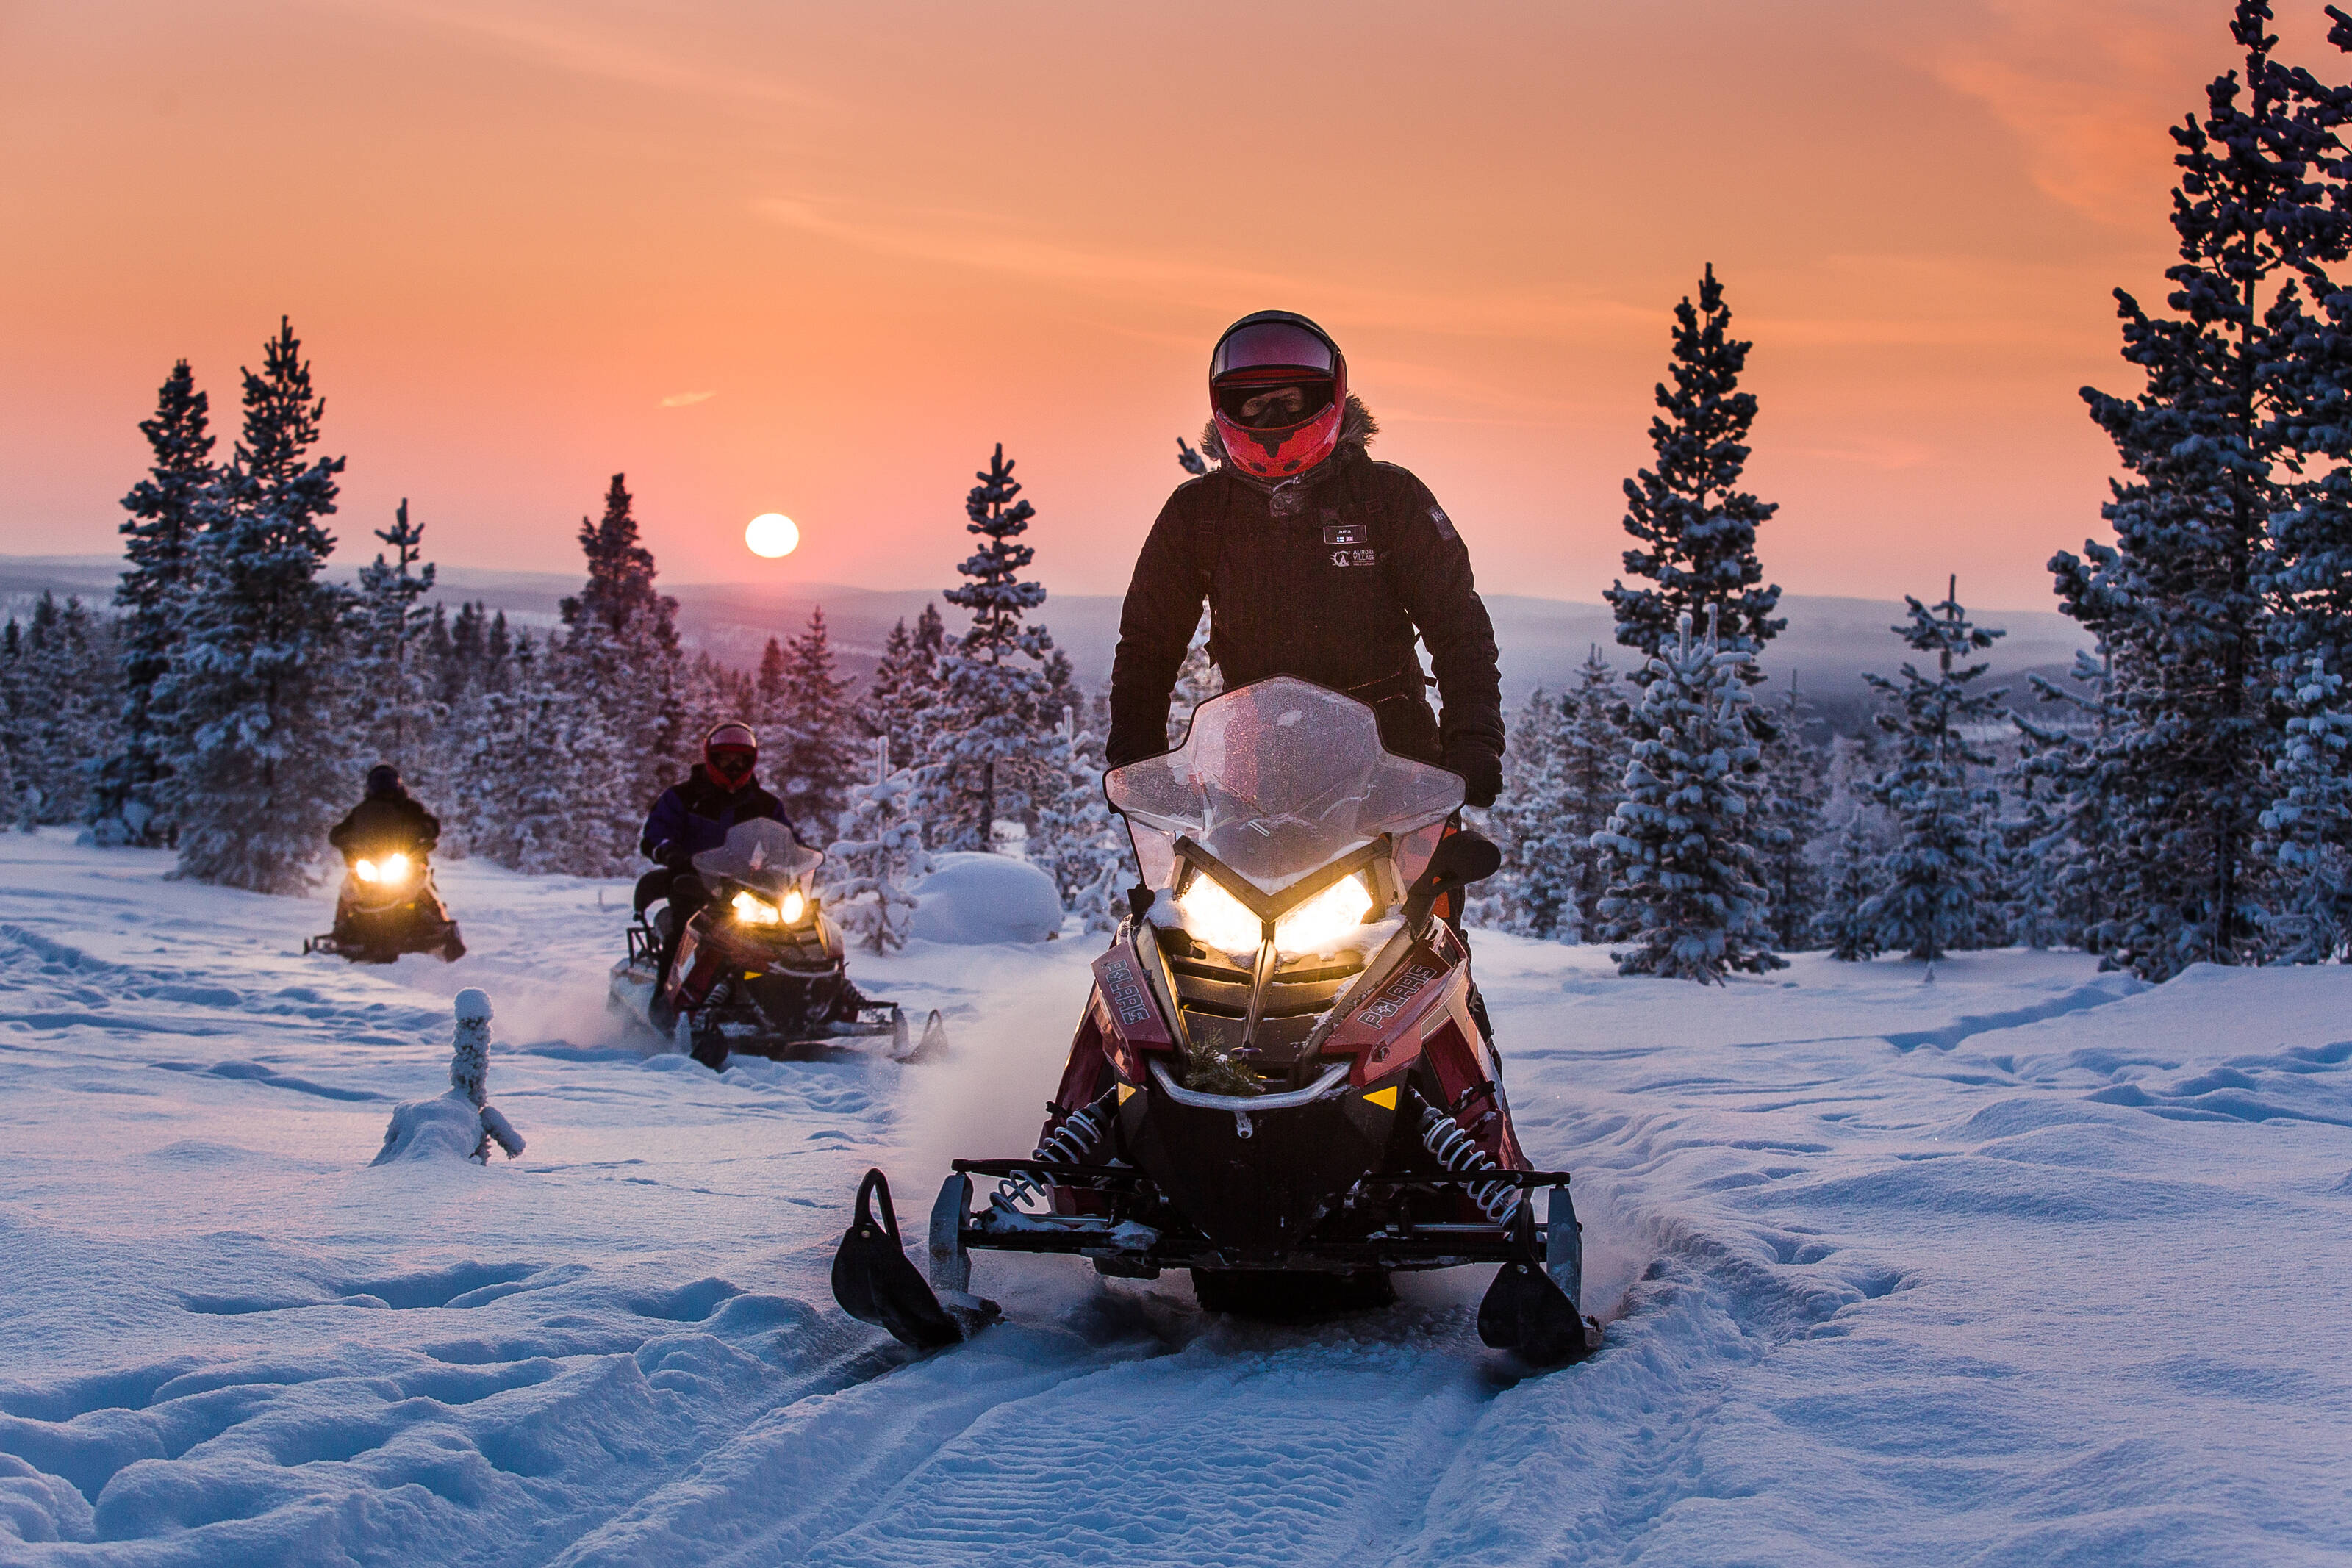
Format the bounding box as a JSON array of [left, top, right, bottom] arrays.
[[7, 4, 2352, 984]]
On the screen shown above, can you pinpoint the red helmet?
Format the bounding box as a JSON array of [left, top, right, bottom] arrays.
[[1208, 310, 1347, 481], [703, 721, 758, 788]]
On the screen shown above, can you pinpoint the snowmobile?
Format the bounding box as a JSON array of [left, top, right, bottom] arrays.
[[305, 847, 465, 963], [830, 676, 1600, 1365], [607, 818, 944, 1070]]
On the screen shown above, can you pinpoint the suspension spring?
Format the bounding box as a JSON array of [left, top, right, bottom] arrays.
[[1417, 1102, 1524, 1226], [996, 1095, 1112, 1210]]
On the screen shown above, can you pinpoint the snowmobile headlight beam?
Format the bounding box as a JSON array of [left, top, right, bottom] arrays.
[[1274, 874, 1374, 956], [1177, 872, 1263, 954], [354, 857, 379, 883], [379, 852, 412, 888], [731, 890, 784, 925], [780, 888, 808, 924]]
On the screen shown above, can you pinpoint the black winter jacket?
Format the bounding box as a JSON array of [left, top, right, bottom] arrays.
[[1107, 398, 1505, 783], [329, 792, 441, 857], [639, 764, 792, 868]]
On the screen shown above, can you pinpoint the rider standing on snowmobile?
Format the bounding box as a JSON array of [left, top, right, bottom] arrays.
[[637, 722, 792, 1003], [331, 764, 441, 859], [1106, 310, 1505, 805]]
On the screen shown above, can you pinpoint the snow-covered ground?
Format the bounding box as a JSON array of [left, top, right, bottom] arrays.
[[2, 830, 2348, 1566]]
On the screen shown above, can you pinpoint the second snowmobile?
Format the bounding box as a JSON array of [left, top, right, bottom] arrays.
[[608, 819, 944, 1069], [306, 848, 465, 963], [830, 677, 1599, 1365]]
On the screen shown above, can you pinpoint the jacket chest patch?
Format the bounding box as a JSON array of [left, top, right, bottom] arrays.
[[1328, 547, 1379, 568], [1322, 522, 1368, 547]]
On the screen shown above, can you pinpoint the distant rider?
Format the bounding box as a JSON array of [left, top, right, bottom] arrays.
[[1106, 309, 1505, 803], [637, 722, 792, 1016], [330, 763, 441, 860], [328, 763, 462, 960]]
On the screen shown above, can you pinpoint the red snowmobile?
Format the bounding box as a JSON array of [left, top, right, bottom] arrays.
[[608, 819, 944, 1069], [831, 676, 1600, 1365]]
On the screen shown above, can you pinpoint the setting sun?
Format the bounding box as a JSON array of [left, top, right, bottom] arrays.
[[745, 512, 799, 559]]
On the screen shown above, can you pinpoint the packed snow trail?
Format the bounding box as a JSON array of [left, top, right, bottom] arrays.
[[1, 832, 2348, 1565]]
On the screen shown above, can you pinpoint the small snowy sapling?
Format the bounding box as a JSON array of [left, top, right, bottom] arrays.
[[373, 988, 526, 1165]]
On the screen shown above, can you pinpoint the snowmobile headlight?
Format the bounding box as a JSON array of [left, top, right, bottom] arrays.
[[780, 888, 807, 924], [354, 857, 380, 883], [1177, 873, 1263, 954], [1274, 874, 1374, 956], [731, 890, 782, 925], [379, 852, 412, 888]]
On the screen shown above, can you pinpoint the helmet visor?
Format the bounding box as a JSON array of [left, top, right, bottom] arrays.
[[708, 746, 756, 781], [1211, 320, 1338, 380]]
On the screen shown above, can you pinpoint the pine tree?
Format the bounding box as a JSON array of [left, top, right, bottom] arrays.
[[1857, 579, 2008, 963], [919, 445, 1061, 851], [96, 359, 214, 844], [2258, 651, 2352, 960], [825, 738, 931, 955], [557, 474, 683, 873], [0, 594, 118, 827], [353, 499, 438, 775], [756, 636, 788, 721], [864, 605, 946, 772], [770, 607, 860, 839], [162, 317, 352, 893], [1757, 680, 1829, 949], [1166, 611, 1224, 747], [1605, 265, 1785, 679], [1818, 811, 1886, 961], [1033, 706, 1130, 933], [2051, 2, 2346, 977], [1593, 608, 1785, 981]]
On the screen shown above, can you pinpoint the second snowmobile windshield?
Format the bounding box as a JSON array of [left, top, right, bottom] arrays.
[[691, 819, 821, 896], [1105, 676, 1463, 896]]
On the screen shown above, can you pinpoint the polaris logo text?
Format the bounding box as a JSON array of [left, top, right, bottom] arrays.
[[1355, 963, 1441, 1029]]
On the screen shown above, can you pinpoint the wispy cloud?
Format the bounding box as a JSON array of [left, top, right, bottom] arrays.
[[1921, 0, 2210, 226], [343, 0, 824, 111], [750, 194, 1652, 343], [660, 389, 717, 408]]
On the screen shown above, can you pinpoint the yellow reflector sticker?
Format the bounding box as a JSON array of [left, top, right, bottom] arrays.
[[1116, 1082, 1137, 1104], [1363, 1086, 1399, 1110]]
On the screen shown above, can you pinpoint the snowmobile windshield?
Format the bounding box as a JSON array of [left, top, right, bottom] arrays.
[[1105, 676, 1464, 896], [691, 819, 821, 896]]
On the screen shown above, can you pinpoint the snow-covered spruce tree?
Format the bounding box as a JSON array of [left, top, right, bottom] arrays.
[[917, 445, 1063, 852], [556, 474, 683, 873], [1757, 680, 1829, 950], [352, 499, 438, 777], [1857, 579, 2007, 963], [769, 607, 861, 841], [2258, 652, 2352, 960], [1166, 611, 1224, 748], [162, 317, 352, 893], [825, 740, 931, 955], [1818, 811, 1885, 961], [862, 604, 945, 773], [756, 636, 787, 724], [1480, 689, 1563, 937], [95, 359, 215, 844], [0, 594, 120, 827], [1605, 265, 1785, 683], [1554, 647, 1632, 938], [2052, 3, 2350, 977], [1033, 706, 1130, 933], [1593, 608, 1785, 981]]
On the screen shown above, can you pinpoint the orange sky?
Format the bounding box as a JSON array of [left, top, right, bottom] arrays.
[[1, 0, 2337, 609]]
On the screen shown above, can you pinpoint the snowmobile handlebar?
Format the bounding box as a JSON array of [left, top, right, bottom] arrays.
[[1146, 1058, 1349, 1112]]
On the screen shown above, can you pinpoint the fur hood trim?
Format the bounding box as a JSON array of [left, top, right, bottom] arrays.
[[1199, 393, 1378, 473]]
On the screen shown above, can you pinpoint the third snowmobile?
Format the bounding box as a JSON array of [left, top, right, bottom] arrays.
[[306, 847, 465, 963], [830, 676, 1599, 1364], [608, 819, 944, 1069]]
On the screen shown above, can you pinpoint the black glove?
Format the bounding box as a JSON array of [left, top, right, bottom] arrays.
[[1446, 744, 1503, 808]]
